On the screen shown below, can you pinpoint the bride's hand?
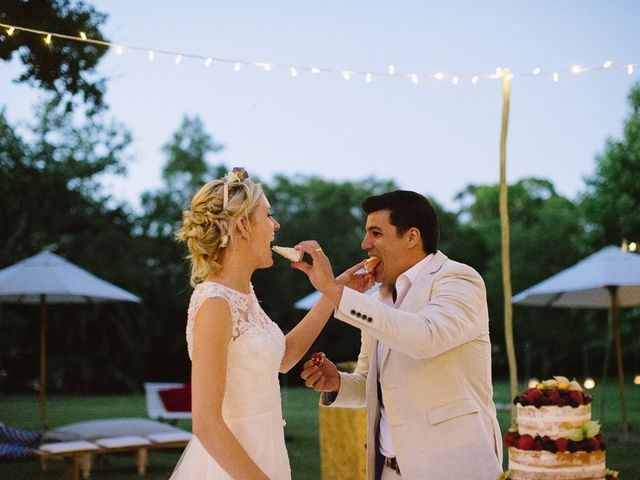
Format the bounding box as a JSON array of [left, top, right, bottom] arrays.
[[336, 260, 375, 293]]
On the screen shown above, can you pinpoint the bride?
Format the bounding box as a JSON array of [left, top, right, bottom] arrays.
[[171, 168, 372, 479]]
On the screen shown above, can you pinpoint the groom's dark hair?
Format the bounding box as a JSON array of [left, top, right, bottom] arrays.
[[362, 190, 439, 254]]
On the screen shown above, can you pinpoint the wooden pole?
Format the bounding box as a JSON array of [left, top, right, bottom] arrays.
[[39, 295, 48, 430], [499, 69, 518, 416]]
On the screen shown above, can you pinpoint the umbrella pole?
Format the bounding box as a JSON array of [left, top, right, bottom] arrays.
[[39, 295, 48, 430], [608, 286, 628, 436], [599, 309, 612, 424]]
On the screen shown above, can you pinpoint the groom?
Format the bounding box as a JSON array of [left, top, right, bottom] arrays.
[[295, 190, 502, 480]]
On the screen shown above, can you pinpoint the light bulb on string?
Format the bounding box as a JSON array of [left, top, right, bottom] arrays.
[[44, 33, 52, 45], [79, 31, 87, 40], [204, 57, 213, 67], [388, 65, 395, 75], [571, 65, 583, 74], [628, 64, 635, 75], [175, 55, 182, 65], [532, 67, 541, 76], [290, 67, 298, 77], [409, 74, 419, 84], [433, 72, 444, 80], [115, 45, 123, 55], [603, 60, 613, 69], [553, 72, 559, 82], [452, 75, 459, 85], [148, 50, 155, 61], [7, 26, 15, 36], [365, 73, 372, 83], [311, 67, 320, 74], [341, 70, 352, 80], [471, 75, 479, 84], [234, 62, 241, 72]]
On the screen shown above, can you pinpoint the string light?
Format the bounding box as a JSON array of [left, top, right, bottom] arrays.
[[1, 22, 637, 89]]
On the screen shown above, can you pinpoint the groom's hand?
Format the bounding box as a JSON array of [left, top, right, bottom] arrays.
[[300, 352, 340, 393]]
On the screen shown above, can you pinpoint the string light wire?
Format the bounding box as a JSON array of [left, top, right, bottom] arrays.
[[1, 22, 637, 85]]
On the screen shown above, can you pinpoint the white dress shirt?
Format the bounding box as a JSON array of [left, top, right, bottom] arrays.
[[377, 253, 433, 458]]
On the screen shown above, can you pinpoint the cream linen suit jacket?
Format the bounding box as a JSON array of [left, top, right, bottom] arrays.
[[325, 251, 502, 480]]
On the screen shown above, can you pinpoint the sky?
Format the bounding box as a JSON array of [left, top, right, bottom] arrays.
[[1, 1, 639, 211]]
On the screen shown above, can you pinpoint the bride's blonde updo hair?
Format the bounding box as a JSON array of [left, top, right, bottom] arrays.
[[176, 168, 264, 286]]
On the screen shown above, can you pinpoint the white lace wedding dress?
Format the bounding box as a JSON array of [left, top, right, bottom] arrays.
[[170, 281, 291, 480]]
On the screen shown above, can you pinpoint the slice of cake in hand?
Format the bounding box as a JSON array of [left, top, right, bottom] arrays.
[[363, 256, 380, 273], [272, 246, 304, 262]]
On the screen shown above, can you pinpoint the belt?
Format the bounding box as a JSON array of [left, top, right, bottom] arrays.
[[383, 456, 401, 475]]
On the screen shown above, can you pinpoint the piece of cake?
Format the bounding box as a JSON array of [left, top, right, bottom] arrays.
[[363, 256, 380, 273], [271, 246, 303, 262], [499, 376, 619, 480]]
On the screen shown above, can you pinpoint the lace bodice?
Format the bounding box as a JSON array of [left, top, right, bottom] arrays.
[[186, 281, 283, 360]]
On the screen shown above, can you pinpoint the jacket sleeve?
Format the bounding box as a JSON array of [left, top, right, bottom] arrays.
[[334, 266, 488, 360], [321, 331, 372, 409]]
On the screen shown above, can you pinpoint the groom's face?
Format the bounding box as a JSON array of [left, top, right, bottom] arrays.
[[361, 209, 415, 286]]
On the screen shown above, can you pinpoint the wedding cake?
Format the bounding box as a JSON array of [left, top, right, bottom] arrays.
[[499, 377, 619, 480]]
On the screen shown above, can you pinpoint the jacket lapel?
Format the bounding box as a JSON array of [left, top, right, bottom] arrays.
[[379, 251, 448, 371]]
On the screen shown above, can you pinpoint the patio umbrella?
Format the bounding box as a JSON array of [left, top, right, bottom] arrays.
[[512, 245, 640, 435], [0, 250, 141, 429]]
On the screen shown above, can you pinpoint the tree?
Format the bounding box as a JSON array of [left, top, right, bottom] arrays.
[[0, 0, 109, 112], [456, 178, 590, 379], [136, 115, 227, 381], [0, 101, 149, 392], [581, 82, 640, 249]]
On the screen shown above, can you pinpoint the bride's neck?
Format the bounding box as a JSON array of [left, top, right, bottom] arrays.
[[206, 249, 253, 294]]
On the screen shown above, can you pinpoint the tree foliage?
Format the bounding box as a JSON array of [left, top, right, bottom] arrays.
[[0, 0, 109, 112]]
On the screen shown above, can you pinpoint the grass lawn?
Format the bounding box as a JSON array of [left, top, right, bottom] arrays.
[[1, 381, 639, 479]]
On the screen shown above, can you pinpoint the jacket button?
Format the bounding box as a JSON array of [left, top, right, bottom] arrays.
[[350, 309, 356, 315], [356, 312, 362, 318], [368, 317, 373, 322]]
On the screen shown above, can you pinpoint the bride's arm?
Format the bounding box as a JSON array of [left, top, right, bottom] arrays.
[[280, 258, 371, 373], [191, 298, 270, 480], [279, 295, 335, 373]]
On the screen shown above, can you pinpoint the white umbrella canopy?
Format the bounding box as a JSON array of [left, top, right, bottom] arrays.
[[512, 245, 640, 436], [512, 246, 640, 308], [0, 250, 141, 429], [0, 250, 141, 304]]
